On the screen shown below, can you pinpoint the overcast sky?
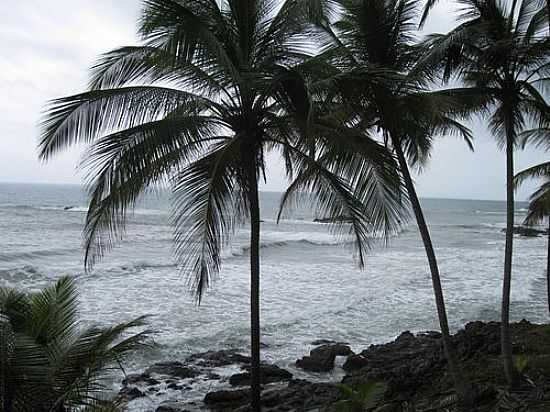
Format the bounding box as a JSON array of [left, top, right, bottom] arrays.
[[1, 0, 548, 201]]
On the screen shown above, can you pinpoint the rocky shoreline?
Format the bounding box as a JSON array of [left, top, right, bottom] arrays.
[[117, 321, 550, 412]]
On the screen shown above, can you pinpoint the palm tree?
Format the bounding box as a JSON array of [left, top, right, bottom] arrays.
[[515, 161, 550, 314], [308, 0, 488, 404], [39, 1, 407, 409], [0, 276, 150, 411], [422, 0, 550, 386]]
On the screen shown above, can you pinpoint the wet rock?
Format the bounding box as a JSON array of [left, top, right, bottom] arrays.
[[145, 361, 199, 379], [296, 354, 335, 372], [204, 388, 249, 405], [187, 349, 251, 367], [229, 364, 293, 386], [311, 343, 352, 357], [122, 372, 150, 386], [296, 343, 353, 372], [156, 401, 190, 412], [343, 330, 444, 391], [167, 382, 184, 390], [373, 403, 400, 412], [118, 386, 146, 402], [343, 354, 369, 372]]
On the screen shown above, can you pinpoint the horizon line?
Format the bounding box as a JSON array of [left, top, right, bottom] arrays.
[[0, 180, 526, 203]]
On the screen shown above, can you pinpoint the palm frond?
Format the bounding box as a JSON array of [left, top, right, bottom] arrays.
[[40, 86, 217, 160], [172, 140, 243, 302]]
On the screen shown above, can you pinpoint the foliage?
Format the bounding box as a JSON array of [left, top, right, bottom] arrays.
[[333, 381, 387, 412], [39, 0, 409, 303], [0, 276, 151, 412], [515, 161, 550, 226]]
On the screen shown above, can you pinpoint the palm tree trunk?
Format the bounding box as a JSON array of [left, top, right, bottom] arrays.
[[547, 218, 550, 315], [393, 141, 471, 404], [501, 127, 518, 387], [247, 163, 262, 412]]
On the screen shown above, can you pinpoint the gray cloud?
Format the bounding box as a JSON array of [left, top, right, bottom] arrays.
[[0, 0, 545, 200]]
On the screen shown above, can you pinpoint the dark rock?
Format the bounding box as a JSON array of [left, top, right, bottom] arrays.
[[343, 330, 444, 391], [187, 349, 251, 367], [311, 343, 352, 357], [145, 362, 199, 379], [122, 372, 150, 386], [374, 404, 401, 412], [296, 343, 353, 372], [204, 389, 249, 405], [296, 354, 335, 372], [229, 364, 293, 386], [343, 354, 369, 372], [167, 382, 184, 390], [118, 386, 146, 402], [156, 401, 190, 412], [314, 215, 353, 223]]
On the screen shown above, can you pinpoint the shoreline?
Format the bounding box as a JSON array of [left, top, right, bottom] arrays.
[[117, 320, 550, 412]]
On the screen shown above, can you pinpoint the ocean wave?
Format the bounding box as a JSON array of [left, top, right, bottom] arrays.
[[474, 208, 527, 215], [0, 247, 80, 262], [221, 232, 350, 258]]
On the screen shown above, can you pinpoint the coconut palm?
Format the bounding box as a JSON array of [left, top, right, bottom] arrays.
[[515, 123, 550, 314], [39, 1, 407, 410], [0, 276, 150, 412], [307, 0, 489, 404], [421, 0, 550, 386]]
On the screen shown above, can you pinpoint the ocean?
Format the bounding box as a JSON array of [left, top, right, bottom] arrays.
[[1, 182, 548, 389]]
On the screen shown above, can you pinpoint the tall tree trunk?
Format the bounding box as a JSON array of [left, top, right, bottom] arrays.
[[547, 218, 550, 315], [393, 141, 471, 404], [501, 126, 517, 386], [248, 163, 262, 412]]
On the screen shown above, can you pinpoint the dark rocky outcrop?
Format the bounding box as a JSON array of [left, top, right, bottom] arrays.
[[204, 380, 340, 411], [145, 361, 199, 379], [156, 401, 190, 412], [119, 321, 550, 412], [229, 364, 292, 386], [118, 386, 146, 402], [296, 342, 353, 372], [343, 354, 369, 372], [186, 349, 251, 367]]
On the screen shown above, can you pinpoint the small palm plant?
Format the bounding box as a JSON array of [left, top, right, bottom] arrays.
[[333, 381, 387, 412], [515, 158, 550, 315], [0, 276, 151, 412]]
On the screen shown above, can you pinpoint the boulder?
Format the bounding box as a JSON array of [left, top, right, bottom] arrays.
[[204, 389, 249, 405], [311, 343, 352, 357], [296, 354, 335, 372], [156, 401, 190, 412], [187, 349, 251, 367], [145, 361, 199, 379], [118, 386, 146, 402], [296, 343, 353, 372], [343, 354, 369, 372], [229, 364, 293, 386]]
